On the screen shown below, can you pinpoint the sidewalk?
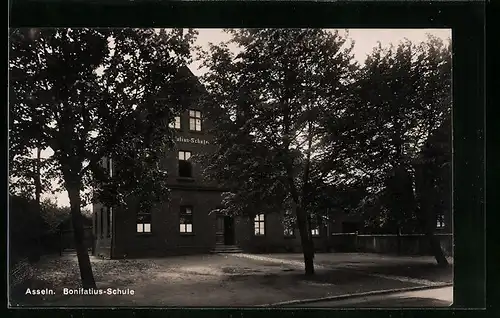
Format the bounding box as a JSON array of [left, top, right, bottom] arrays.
[[282, 285, 453, 307]]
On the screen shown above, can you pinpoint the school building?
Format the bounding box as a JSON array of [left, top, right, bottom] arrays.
[[91, 68, 450, 259]]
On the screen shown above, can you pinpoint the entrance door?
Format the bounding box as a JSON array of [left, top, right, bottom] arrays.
[[216, 216, 225, 244], [224, 216, 235, 245]]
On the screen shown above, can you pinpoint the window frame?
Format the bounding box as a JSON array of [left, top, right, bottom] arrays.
[[189, 110, 202, 132], [178, 150, 193, 178], [179, 205, 194, 234], [254, 213, 265, 236], [436, 213, 446, 229], [309, 215, 321, 237], [137, 211, 152, 234], [169, 115, 182, 130]]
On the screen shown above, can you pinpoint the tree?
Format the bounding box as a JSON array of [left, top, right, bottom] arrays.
[[322, 35, 451, 264], [9, 28, 198, 287], [197, 29, 356, 275], [10, 60, 62, 259], [413, 116, 451, 265], [39, 199, 71, 234]]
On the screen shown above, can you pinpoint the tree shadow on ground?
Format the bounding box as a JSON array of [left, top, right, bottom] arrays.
[[225, 268, 409, 288], [335, 262, 453, 282]]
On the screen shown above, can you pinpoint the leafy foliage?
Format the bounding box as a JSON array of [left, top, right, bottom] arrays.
[[197, 29, 358, 274], [9, 28, 198, 286], [198, 29, 356, 217], [321, 35, 452, 232], [10, 28, 198, 208]]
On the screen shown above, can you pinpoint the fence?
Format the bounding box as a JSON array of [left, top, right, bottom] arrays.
[[329, 233, 453, 256]]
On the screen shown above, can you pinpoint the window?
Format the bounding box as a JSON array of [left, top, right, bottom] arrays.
[[180, 206, 193, 233], [309, 215, 321, 237], [254, 214, 265, 236], [137, 211, 152, 233], [436, 213, 445, 229], [178, 151, 192, 177], [189, 110, 202, 131], [169, 116, 181, 129]]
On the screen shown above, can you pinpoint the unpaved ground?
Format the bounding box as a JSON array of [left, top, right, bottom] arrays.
[[9, 253, 453, 307]]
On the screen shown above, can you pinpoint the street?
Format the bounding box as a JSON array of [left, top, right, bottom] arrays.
[[286, 286, 453, 307]]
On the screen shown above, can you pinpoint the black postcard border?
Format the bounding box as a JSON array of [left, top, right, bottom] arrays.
[[7, 0, 489, 317]]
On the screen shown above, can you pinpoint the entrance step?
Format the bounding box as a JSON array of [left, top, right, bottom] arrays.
[[211, 245, 243, 254]]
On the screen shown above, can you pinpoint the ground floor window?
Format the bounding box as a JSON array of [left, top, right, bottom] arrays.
[[309, 215, 321, 237], [254, 214, 265, 236], [436, 213, 445, 229], [180, 206, 193, 233], [137, 212, 152, 233]]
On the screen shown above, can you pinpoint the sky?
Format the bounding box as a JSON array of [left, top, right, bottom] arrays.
[[189, 28, 452, 76], [36, 28, 451, 208]]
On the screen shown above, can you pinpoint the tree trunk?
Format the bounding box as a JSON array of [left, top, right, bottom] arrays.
[[295, 204, 315, 275], [422, 205, 449, 266], [35, 148, 42, 206], [67, 186, 97, 288], [32, 147, 42, 262], [414, 162, 449, 267], [427, 231, 449, 266]]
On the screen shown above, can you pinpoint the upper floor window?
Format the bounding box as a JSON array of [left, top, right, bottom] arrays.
[[254, 214, 265, 236], [169, 116, 181, 129], [180, 206, 193, 233], [178, 150, 192, 178], [189, 110, 202, 131]]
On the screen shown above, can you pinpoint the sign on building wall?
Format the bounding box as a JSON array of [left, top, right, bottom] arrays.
[[176, 136, 210, 145]]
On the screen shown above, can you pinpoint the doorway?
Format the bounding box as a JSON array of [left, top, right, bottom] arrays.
[[223, 216, 235, 245], [216, 215, 235, 245]]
